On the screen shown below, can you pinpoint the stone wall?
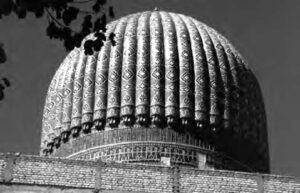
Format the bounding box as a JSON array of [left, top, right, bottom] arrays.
[[0, 153, 299, 193]]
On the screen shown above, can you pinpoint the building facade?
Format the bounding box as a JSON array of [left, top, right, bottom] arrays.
[[1, 10, 300, 192]]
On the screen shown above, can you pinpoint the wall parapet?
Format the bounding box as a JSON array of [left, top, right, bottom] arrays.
[[0, 153, 299, 192]]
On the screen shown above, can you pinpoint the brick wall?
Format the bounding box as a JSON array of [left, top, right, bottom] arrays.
[[99, 163, 173, 193], [0, 158, 6, 179], [0, 153, 97, 188], [12, 156, 96, 188], [263, 175, 300, 192], [0, 153, 299, 193], [180, 167, 258, 192]]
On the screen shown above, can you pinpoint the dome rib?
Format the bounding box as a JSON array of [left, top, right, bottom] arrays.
[[120, 13, 139, 121], [205, 24, 228, 127], [81, 51, 98, 128], [170, 13, 194, 122], [160, 12, 179, 121], [55, 59, 69, 138], [42, 63, 62, 145], [186, 17, 210, 125], [149, 11, 165, 118], [106, 16, 128, 121], [196, 21, 220, 126], [213, 32, 235, 128], [54, 58, 66, 139], [70, 50, 87, 129], [135, 12, 151, 119], [205, 25, 242, 125], [93, 21, 118, 124], [61, 50, 79, 134]]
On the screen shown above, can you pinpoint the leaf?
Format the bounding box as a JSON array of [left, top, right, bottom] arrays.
[[95, 32, 106, 41], [109, 33, 116, 46], [62, 6, 79, 25], [61, 27, 71, 40], [92, 2, 100, 13], [0, 0, 14, 16], [97, 0, 107, 6], [93, 17, 106, 32], [64, 37, 75, 51], [81, 14, 93, 36], [108, 6, 114, 18], [84, 39, 94, 55], [93, 37, 103, 52], [15, 7, 27, 19], [100, 14, 106, 27], [46, 22, 56, 39], [2, 78, 10, 87], [46, 22, 65, 40], [0, 86, 4, 101], [0, 44, 7, 63], [34, 8, 44, 18]]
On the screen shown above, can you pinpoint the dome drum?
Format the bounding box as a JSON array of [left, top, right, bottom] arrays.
[[49, 126, 252, 171]]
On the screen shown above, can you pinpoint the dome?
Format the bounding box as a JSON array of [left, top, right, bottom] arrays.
[[41, 11, 269, 172]]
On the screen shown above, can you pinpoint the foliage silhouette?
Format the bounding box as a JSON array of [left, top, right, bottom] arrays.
[[0, 0, 115, 101]]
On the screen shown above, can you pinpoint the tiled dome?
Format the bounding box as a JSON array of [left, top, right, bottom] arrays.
[[41, 11, 269, 172]]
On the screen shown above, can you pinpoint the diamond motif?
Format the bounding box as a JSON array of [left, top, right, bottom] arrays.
[[138, 67, 148, 79], [84, 78, 93, 87], [63, 89, 71, 97], [181, 50, 189, 59], [102, 54, 108, 61], [169, 85, 175, 90], [152, 67, 163, 79], [216, 43, 223, 50], [181, 72, 190, 83], [195, 53, 203, 62], [109, 71, 119, 82], [166, 59, 176, 67], [195, 76, 203, 85], [109, 86, 117, 91], [123, 69, 134, 80], [55, 95, 62, 103], [74, 82, 82, 92], [208, 58, 216, 65], [127, 47, 135, 57], [166, 71, 175, 80], [115, 50, 122, 58], [96, 74, 107, 85], [180, 32, 187, 38], [139, 83, 146, 89], [205, 39, 211, 45], [153, 84, 160, 89]]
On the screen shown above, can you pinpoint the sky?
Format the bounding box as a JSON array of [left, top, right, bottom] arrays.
[[0, 0, 299, 177]]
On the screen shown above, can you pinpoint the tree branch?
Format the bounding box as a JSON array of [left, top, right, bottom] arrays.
[[78, 9, 96, 14], [45, 8, 66, 28], [71, 0, 95, 4]]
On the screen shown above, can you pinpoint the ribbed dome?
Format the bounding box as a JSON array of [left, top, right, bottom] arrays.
[[41, 11, 269, 172]]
